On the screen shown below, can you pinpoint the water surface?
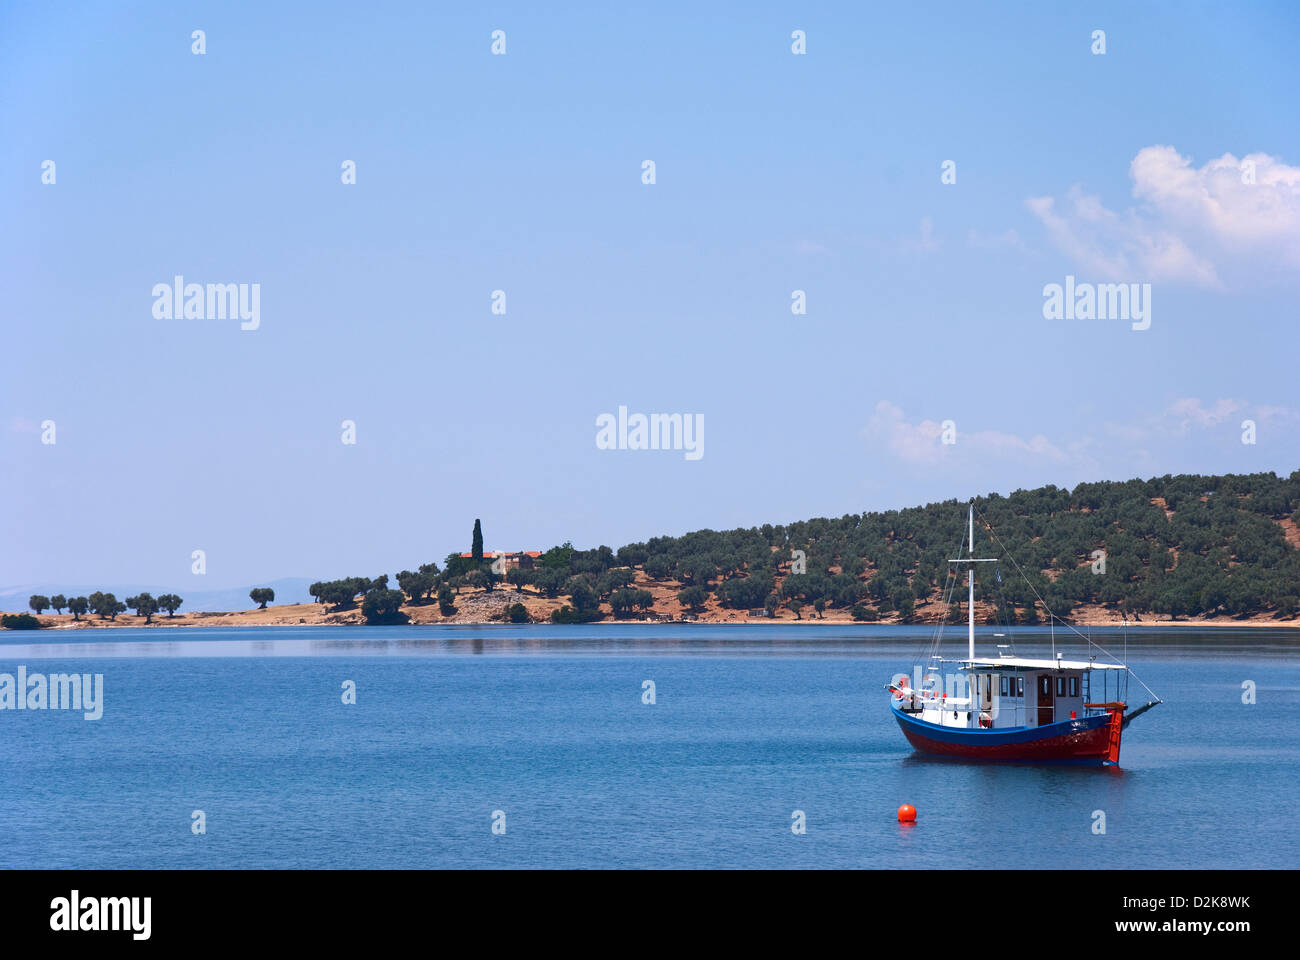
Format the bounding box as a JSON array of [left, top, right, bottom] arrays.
[[2, 625, 1295, 869]]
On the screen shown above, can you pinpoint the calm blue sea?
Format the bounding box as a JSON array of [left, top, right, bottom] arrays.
[[1, 625, 1296, 869]]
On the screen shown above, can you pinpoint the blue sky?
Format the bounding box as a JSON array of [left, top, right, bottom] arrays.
[[3, 1, 1298, 589]]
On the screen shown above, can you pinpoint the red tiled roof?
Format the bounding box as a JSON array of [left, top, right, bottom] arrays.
[[458, 551, 540, 558]]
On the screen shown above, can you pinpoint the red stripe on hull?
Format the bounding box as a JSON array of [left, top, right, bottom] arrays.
[[900, 718, 1120, 763]]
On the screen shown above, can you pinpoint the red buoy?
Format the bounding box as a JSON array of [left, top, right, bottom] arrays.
[[898, 804, 917, 823]]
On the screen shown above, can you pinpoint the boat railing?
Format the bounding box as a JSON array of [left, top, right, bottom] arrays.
[[898, 690, 972, 709], [902, 695, 1114, 726], [896, 686, 1117, 726], [976, 701, 1115, 726]]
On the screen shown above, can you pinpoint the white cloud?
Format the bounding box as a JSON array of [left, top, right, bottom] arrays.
[[1106, 397, 1297, 443], [865, 401, 1070, 466], [1254, 404, 1300, 425], [866, 401, 943, 464], [1028, 146, 1300, 289], [1026, 186, 1218, 287], [1164, 397, 1245, 433], [1131, 147, 1300, 253], [868, 397, 1296, 473]]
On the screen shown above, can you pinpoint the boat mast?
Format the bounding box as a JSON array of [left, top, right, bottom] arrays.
[[950, 501, 996, 664], [968, 503, 975, 662]]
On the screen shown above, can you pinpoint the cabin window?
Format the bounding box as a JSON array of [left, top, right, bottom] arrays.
[[1015, 677, 1024, 697], [1069, 677, 1079, 697], [1000, 676, 1008, 696], [1039, 677, 1050, 696], [1056, 676, 1066, 696]]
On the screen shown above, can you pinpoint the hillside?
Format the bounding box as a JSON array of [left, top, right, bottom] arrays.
[[545, 469, 1300, 625], [14, 471, 1300, 630]]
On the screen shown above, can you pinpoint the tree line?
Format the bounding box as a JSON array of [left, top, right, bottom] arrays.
[[584, 470, 1300, 624], [25, 592, 186, 624], [490, 471, 1300, 625], [301, 472, 1300, 625], [17, 587, 278, 628], [16, 472, 1300, 628]]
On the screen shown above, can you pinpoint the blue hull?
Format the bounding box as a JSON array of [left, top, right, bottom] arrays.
[[891, 702, 1121, 764]]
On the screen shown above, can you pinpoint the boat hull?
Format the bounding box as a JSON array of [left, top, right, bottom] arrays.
[[891, 703, 1122, 765]]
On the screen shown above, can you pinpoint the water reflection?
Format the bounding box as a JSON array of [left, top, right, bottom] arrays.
[[0, 623, 1295, 660]]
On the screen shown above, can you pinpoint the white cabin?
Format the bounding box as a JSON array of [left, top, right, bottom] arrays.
[[900, 655, 1128, 730]]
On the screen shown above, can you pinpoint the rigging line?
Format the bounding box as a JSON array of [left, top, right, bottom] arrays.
[[991, 553, 1016, 635], [914, 567, 959, 673], [918, 521, 964, 663], [972, 503, 1162, 703], [976, 504, 1161, 703], [914, 566, 953, 666], [972, 502, 1114, 653], [932, 566, 960, 658], [930, 521, 967, 657], [905, 558, 946, 667]]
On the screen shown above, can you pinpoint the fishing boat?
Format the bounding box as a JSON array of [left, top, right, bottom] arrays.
[[886, 503, 1161, 765]]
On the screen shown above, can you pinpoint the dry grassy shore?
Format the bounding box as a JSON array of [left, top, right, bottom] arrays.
[[5, 584, 1296, 630]]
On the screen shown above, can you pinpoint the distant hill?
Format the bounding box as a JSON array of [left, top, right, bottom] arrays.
[[564, 470, 1300, 623]]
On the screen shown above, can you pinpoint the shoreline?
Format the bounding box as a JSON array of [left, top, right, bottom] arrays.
[[5, 592, 1297, 633]]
